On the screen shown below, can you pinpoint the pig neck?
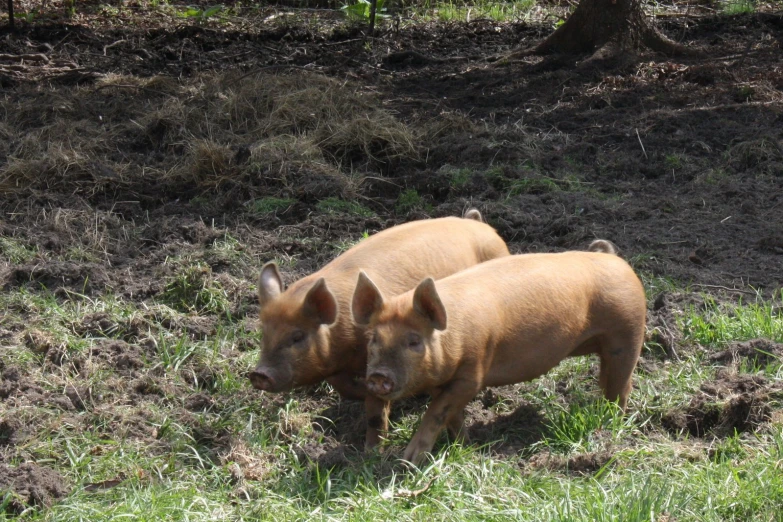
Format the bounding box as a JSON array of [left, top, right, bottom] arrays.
[[425, 292, 485, 386], [290, 273, 367, 379]]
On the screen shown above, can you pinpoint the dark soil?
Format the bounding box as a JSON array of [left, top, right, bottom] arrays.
[[0, 463, 69, 514], [662, 372, 782, 437], [709, 338, 783, 368], [646, 291, 709, 359], [526, 450, 616, 475], [0, 9, 781, 294]]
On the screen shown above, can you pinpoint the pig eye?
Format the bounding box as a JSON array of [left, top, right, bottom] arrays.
[[407, 333, 423, 350], [291, 330, 305, 344]]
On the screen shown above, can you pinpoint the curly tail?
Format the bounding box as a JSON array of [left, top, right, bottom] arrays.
[[463, 208, 483, 222], [588, 239, 619, 255]]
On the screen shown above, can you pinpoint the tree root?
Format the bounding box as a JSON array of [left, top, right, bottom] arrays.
[[641, 27, 703, 57], [493, 2, 702, 65]]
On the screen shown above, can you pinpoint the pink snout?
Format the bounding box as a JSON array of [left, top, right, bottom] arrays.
[[248, 368, 276, 391], [366, 369, 395, 396]]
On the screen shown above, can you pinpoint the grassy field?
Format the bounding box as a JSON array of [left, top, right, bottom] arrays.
[[2, 0, 783, 519], [1, 276, 782, 520]]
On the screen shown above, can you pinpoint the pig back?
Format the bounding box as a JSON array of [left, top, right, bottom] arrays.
[[315, 216, 508, 303], [433, 252, 644, 386], [286, 216, 508, 343]]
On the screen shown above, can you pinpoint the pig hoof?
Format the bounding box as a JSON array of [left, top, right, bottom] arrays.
[[401, 444, 428, 468]]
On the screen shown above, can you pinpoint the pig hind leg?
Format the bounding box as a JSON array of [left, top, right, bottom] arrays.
[[597, 329, 644, 410]]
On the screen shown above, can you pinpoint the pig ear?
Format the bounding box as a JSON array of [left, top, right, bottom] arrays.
[[352, 271, 384, 326], [258, 262, 284, 309], [413, 278, 447, 331], [303, 278, 338, 326]]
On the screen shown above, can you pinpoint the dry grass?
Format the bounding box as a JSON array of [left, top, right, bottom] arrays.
[[0, 70, 420, 201], [727, 136, 783, 174]]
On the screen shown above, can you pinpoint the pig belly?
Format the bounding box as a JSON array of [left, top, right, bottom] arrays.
[[481, 340, 583, 388]]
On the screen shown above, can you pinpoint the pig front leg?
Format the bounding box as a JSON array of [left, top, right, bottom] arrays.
[[365, 395, 391, 449], [402, 378, 481, 466], [430, 387, 469, 444]]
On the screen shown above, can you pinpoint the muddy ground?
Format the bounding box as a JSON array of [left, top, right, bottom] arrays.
[[1, 1, 782, 512]]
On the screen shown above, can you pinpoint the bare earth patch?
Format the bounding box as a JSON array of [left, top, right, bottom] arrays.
[[0, 463, 69, 515], [662, 372, 781, 437]]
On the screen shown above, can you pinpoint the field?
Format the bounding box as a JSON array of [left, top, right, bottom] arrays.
[[1, 1, 783, 519]]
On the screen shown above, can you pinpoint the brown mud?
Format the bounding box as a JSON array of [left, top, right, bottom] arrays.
[[662, 371, 782, 437], [0, 463, 69, 514]]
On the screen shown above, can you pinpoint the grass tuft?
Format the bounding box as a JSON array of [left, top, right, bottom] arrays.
[[680, 293, 783, 347], [316, 197, 374, 217], [160, 263, 231, 317], [0, 236, 38, 264]]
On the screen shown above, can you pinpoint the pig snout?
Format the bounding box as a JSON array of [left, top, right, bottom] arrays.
[[366, 369, 396, 396], [249, 368, 276, 391]]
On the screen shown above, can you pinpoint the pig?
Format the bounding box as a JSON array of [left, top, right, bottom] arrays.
[[351, 239, 646, 465], [248, 209, 510, 448]]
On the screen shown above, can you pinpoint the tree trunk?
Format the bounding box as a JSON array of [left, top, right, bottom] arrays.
[[518, 0, 690, 58], [8, 0, 14, 31]]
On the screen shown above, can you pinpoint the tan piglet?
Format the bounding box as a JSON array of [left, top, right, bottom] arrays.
[[249, 210, 510, 448], [351, 240, 646, 465]]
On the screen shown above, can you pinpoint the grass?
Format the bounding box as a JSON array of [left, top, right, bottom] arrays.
[[1, 14, 782, 517], [249, 197, 296, 215], [327, 230, 371, 254], [395, 188, 432, 214], [721, 0, 757, 15], [316, 197, 375, 217], [412, 0, 539, 22], [0, 236, 38, 264], [482, 164, 591, 199], [541, 400, 634, 453], [17, 427, 783, 521], [160, 262, 232, 317], [438, 165, 472, 189], [3, 271, 783, 520], [679, 293, 783, 347]]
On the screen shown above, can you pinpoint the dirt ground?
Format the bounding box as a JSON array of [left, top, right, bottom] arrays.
[[1, 2, 782, 511]]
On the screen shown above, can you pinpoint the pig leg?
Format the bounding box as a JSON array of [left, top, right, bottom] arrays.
[[598, 330, 644, 410], [365, 395, 391, 449], [430, 388, 469, 443], [327, 372, 367, 401], [403, 378, 481, 466], [446, 409, 469, 444]]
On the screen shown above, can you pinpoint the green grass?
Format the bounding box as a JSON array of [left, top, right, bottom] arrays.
[[395, 188, 432, 214], [160, 263, 231, 317], [316, 197, 374, 217], [541, 400, 635, 454], [482, 165, 590, 199], [721, 0, 756, 15], [664, 153, 683, 169], [445, 166, 472, 188], [327, 231, 371, 254], [3, 269, 783, 520], [414, 0, 538, 22], [249, 197, 296, 215], [20, 426, 783, 521], [679, 293, 783, 347], [62, 246, 101, 263], [0, 236, 38, 263]]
